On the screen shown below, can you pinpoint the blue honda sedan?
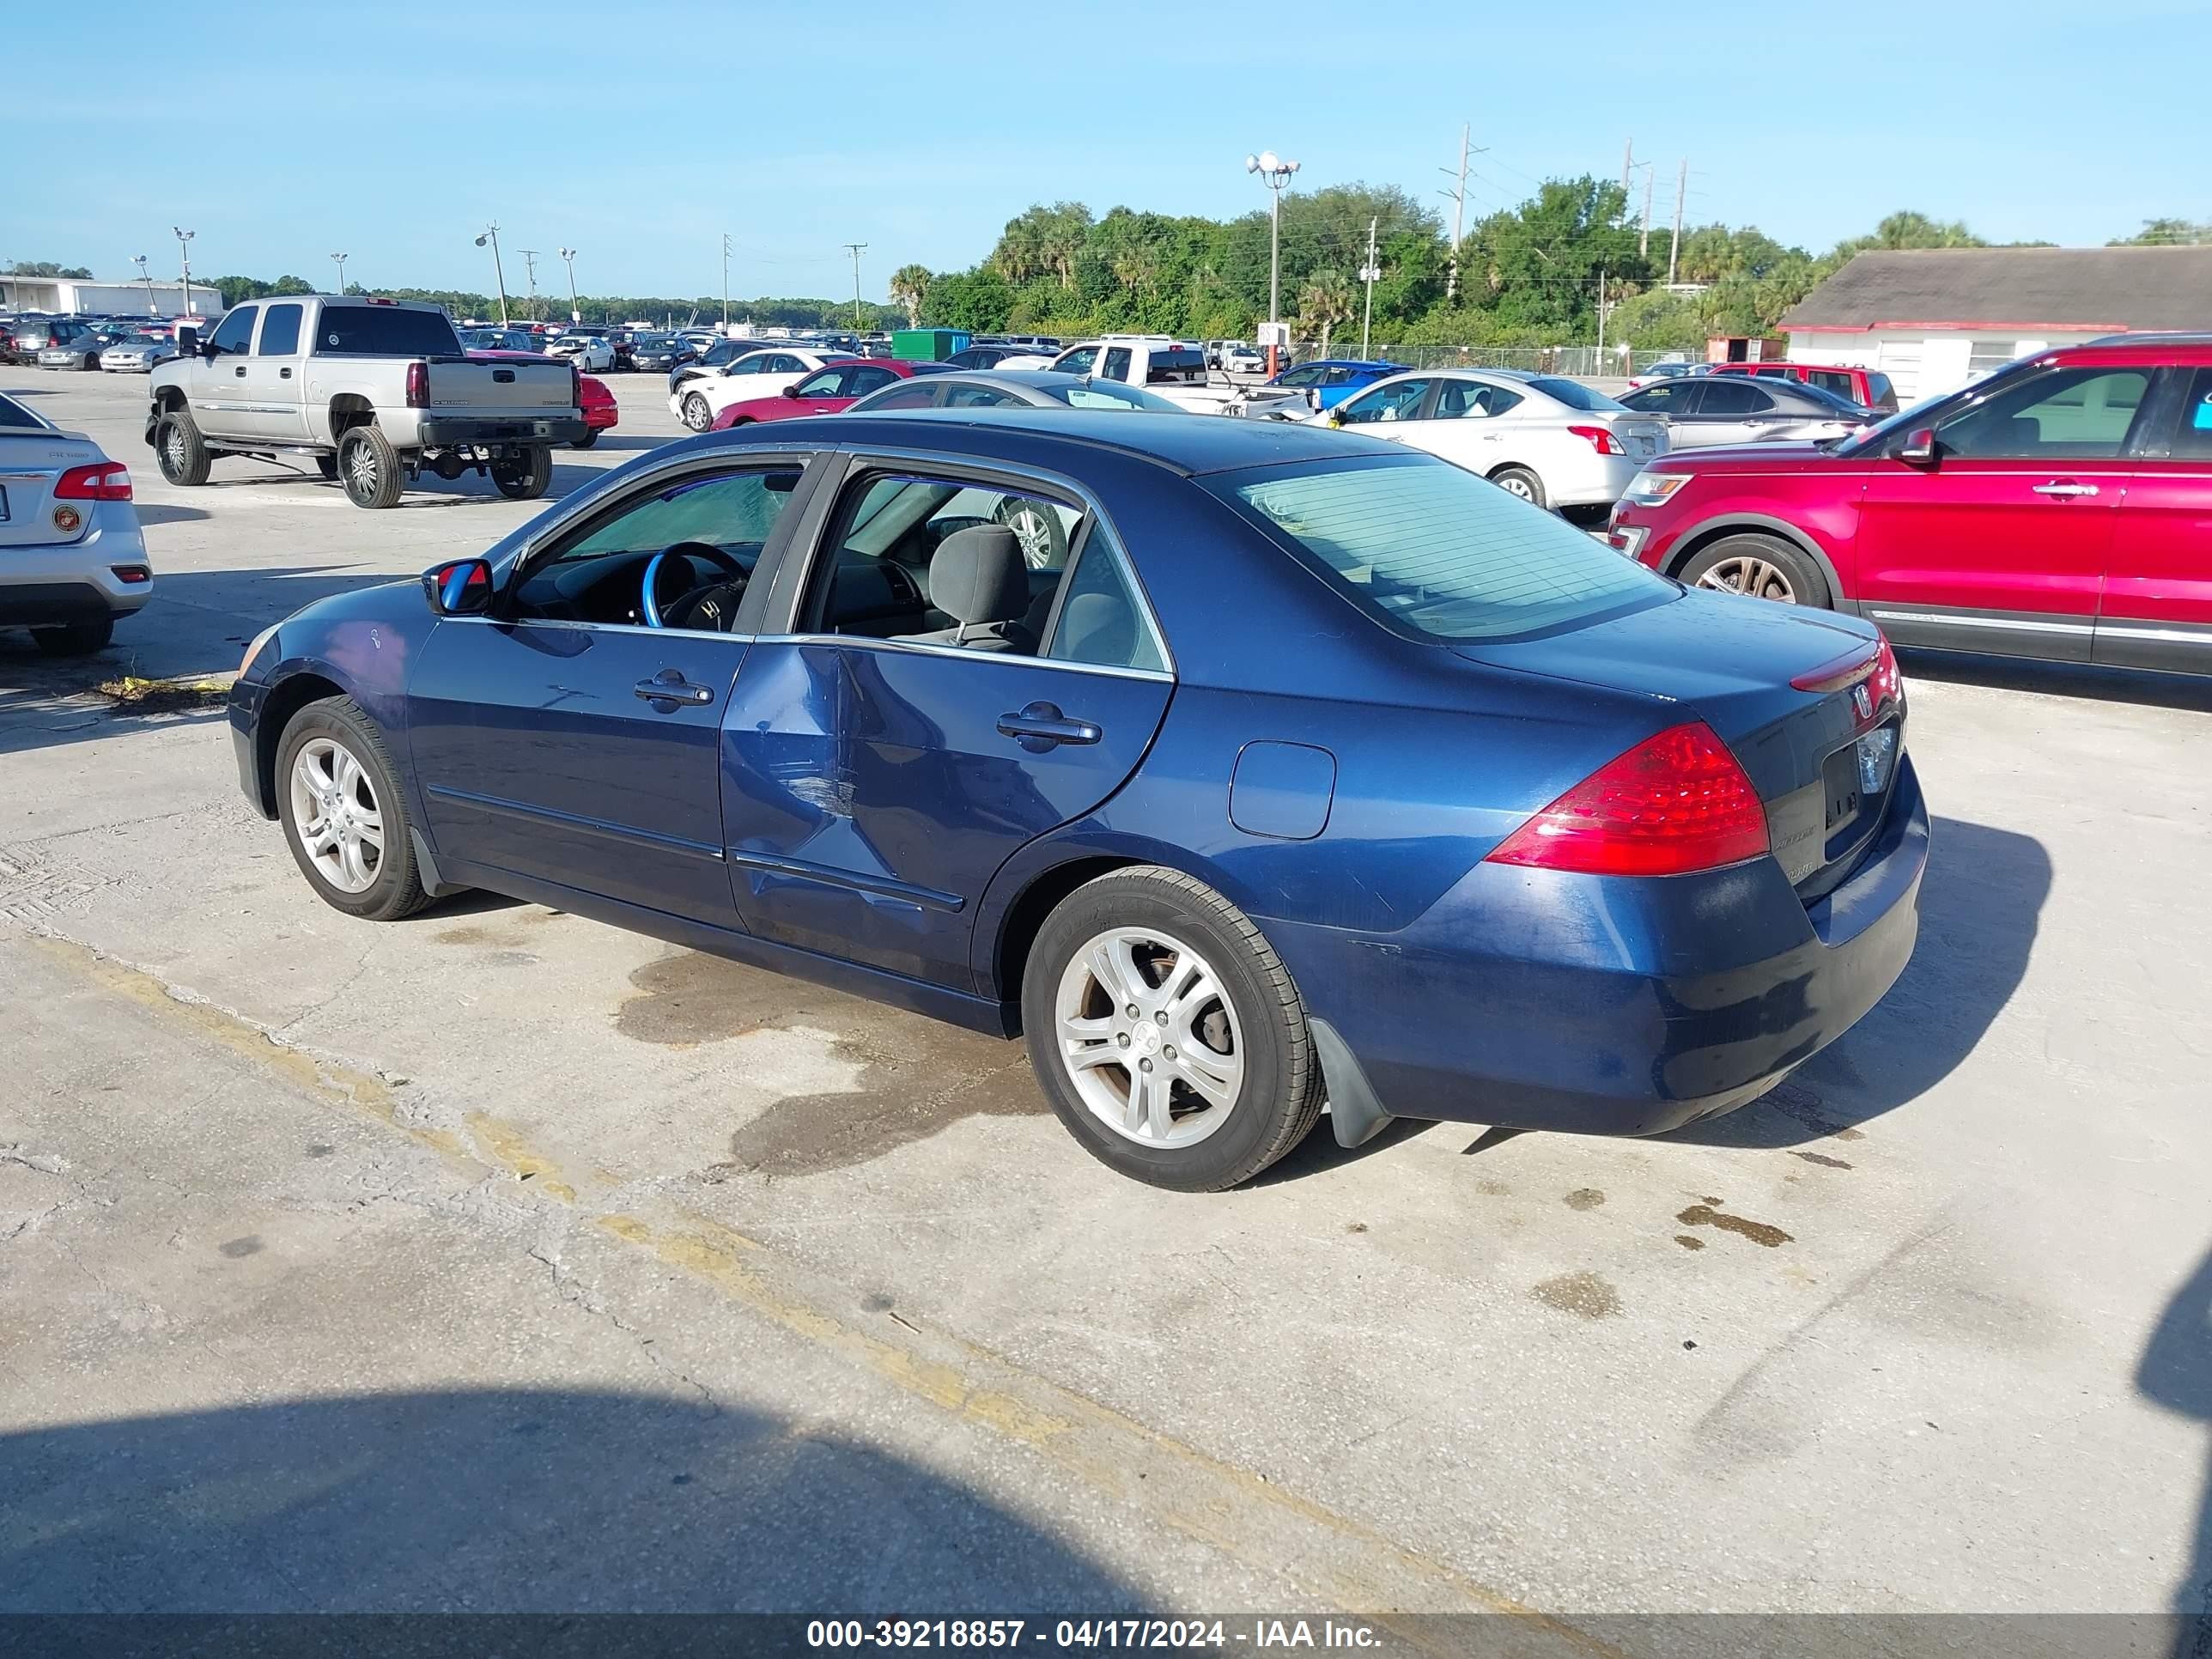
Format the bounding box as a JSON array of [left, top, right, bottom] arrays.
[[229, 411, 1926, 1191]]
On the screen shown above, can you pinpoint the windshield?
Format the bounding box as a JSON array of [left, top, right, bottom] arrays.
[[1209, 453, 1674, 642], [1526, 377, 1624, 411]]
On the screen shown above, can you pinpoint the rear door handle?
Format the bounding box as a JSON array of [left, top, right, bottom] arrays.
[[2032, 481, 2099, 497], [998, 701, 1101, 750], [634, 671, 714, 707], [279, 368, 292, 379]]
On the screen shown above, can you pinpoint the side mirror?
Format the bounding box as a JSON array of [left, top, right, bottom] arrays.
[[1896, 427, 1938, 466], [422, 556, 494, 617], [781, 384, 802, 398], [175, 325, 198, 356]]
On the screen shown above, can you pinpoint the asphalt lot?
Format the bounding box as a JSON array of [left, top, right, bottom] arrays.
[[3, 366, 2210, 1635]]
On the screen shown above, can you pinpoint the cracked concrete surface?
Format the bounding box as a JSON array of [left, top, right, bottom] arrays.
[[3, 367, 2211, 1626]]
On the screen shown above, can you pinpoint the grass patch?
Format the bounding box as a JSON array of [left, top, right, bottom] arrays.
[[94, 674, 234, 715]]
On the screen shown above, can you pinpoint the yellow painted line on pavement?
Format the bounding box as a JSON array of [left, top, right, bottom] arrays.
[[41, 932, 1619, 1656]]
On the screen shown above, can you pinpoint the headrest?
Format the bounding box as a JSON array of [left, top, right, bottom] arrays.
[[927, 526, 1031, 625]]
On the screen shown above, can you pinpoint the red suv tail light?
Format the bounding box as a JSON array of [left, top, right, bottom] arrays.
[[1485, 722, 1770, 877], [54, 462, 133, 501], [1566, 423, 1624, 456]]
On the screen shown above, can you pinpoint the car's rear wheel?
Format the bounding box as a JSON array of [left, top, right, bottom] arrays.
[[338, 425, 404, 509], [1490, 464, 1547, 508], [31, 616, 115, 656], [681, 392, 713, 432], [1679, 533, 1831, 608], [1022, 866, 1323, 1191], [275, 696, 430, 922], [492, 447, 554, 501], [155, 408, 211, 486]]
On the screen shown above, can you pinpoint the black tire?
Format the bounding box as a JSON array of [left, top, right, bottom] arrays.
[[1677, 532, 1832, 608], [31, 615, 115, 656], [680, 392, 713, 432], [274, 696, 431, 922], [1489, 464, 1547, 509], [82, 351, 101, 371], [315, 453, 339, 481], [1021, 866, 1324, 1192], [493, 447, 554, 501], [155, 407, 211, 486], [337, 424, 404, 509], [570, 428, 600, 449]]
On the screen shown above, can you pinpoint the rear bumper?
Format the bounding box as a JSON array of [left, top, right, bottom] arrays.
[[0, 510, 154, 622], [1545, 450, 1646, 507], [414, 414, 586, 448], [1279, 754, 1928, 1136]]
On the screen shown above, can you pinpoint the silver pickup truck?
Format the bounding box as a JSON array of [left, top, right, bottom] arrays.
[[146, 295, 584, 508]]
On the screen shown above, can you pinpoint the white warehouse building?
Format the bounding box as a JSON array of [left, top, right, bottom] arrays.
[[1780, 245, 2212, 403], [0, 273, 221, 319]]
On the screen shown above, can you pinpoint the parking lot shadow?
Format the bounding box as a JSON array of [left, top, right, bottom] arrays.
[[0, 1388, 1133, 1613], [2137, 1247, 2212, 1649], [1662, 814, 2049, 1148], [1899, 647, 2212, 715]]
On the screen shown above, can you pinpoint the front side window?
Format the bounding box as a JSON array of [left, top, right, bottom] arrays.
[[507, 466, 808, 631], [1621, 381, 1691, 415], [1435, 380, 1522, 420], [1055, 345, 1100, 376], [1275, 365, 1320, 388], [793, 368, 849, 398], [1698, 380, 1771, 416], [1337, 379, 1431, 424], [210, 306, 258, 355], [1936, 368, 2149, 459], [1212, 454, 1671, 642], [258, 302, 303, 356]]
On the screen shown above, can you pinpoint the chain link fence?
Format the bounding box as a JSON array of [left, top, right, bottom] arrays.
[[1287, 341, 1633, 376]]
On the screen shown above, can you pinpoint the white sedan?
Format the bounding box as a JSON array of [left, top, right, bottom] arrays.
[[667, 347, 855, 432], [547, 335, 616, 371], [1317, 369, 1668, 509]]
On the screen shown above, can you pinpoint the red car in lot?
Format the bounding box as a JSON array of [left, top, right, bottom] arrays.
[[1607, 337, 2212, 674], [709, 357, 950, 428], [1711, 361, 1899, 413]]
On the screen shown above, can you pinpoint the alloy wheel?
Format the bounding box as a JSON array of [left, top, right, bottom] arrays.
[[1002, 504, 1058, 568], [1054, 927, 1245, 1149], [289, 737, 384, 893], [345, 440, 380, 499], [1696, 555, 1798, 604]]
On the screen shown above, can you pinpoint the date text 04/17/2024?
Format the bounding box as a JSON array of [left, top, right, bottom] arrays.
[[805, 1619, 1386, 1650]]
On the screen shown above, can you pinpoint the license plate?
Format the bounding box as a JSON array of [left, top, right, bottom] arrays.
[[1632, 435, 1656, 456], [1820, 744, 1863, 834]]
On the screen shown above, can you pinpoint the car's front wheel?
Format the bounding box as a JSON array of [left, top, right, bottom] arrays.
[[1022, 866, 1323, 1191], [1679, 532, 1832, 608], [681, 392, 713, 432], [275, 696, 430, 921], [155, 408, 211, 486]]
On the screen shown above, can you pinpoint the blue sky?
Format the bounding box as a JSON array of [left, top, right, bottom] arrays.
[[7, 0, 2202, 301]]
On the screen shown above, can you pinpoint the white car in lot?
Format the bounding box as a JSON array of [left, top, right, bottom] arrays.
[[1319, 368, 1668, 508], [547, 335, 615, 371], [0, 390, 150, 655], [667, 346, 854, 432]]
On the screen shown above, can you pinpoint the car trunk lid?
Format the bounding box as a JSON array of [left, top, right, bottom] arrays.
[[0, 429, 103, 548], [1456, 589, 1904, 895]]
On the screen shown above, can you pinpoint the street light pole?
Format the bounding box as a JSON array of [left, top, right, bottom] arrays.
[[172, 227, 196, 317], [1243, 151, 1300, 374], [133, 254, 156, 314], [474, 222, 509, 325], [844, 243, 867, 330], [558, 247, 580, 325], [720, 234, 731, 331], [330, 252, 349, 295]]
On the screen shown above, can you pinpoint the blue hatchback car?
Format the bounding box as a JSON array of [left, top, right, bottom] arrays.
[[230, 411, 1926, 1190], [1266, 360, 1407, 410]]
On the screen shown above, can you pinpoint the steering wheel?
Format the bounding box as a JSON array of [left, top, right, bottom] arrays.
[[641, 541, 749, 629]]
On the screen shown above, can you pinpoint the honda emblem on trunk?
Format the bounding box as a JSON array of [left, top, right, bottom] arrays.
[[1851, 683, 1874, 722]]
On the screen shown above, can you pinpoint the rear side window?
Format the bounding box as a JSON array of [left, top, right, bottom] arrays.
[[258, 302, 302, 356], [1048, 525, 1166, 673], [2164, 368, 2212, 459], [315, 305, 464, 356], [1698, 379, 1771, 415], [1212, 455, 1672, 642]]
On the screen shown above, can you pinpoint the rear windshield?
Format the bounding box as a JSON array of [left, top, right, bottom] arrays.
[[1525, 376, 1622, 411], [1146, 349, 1207, 384], [313, 305, 463, 357], [1208, 454, 1671, 642]]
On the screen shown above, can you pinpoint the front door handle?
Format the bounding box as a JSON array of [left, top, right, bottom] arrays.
[[234, 365, 246, 377], [635, 670, 714, 708], [2032, 480, 2099, 497], [279, 367, 292, 379], [998, 700, 1101, 750]]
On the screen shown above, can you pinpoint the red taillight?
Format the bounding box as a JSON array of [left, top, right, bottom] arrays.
[[1566, 423, 1623, 455], [404, 361, 428, 408], [1485, 722, 1769, 878], [55, 462, 132, 501]]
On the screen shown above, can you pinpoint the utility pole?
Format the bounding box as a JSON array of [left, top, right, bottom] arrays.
[[843, 243, 867, 328], [1639, 164, 1656, 259], [172, 227, 196, 317], [1668, 157, 1687, 287], [1443, 124, 1471, 303], [1620, 138, 1634, 197], [558, 247, 580, 325], [1358, 216, 1380, 358], [1595, 264, 1607, 358], [720, 234, 732, 331], [517, 248, 540, 319], [474, 222, 509, 325]]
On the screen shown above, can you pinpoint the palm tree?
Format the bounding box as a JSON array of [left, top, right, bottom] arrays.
[[888, 264, 933, 327], [1297, 270, 1356, 356]]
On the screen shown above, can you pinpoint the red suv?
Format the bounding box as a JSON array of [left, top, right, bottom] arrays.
[[1607, 337, 2212, 674], [1711, 361, 1899, 412]]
